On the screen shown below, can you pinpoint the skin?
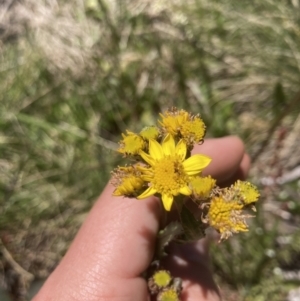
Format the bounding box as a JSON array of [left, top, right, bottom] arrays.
[[33, 136, 250, 301]]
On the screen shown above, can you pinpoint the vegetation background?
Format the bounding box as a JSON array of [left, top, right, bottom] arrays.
[[1, 0, 300, 300]]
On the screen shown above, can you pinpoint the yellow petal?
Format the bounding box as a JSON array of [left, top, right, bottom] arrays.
[[183, 154, 211, 175], [161, 134, 175, 156], [175, 139, 187, 161], [162, 194, 174, 211], [137, 186, 157, 199], [179, 185, 192, 196], [139, 171, 154, 182], [149, 139, 164, 160], [139, 151, 156, 166], [113, 189, 122, 196]]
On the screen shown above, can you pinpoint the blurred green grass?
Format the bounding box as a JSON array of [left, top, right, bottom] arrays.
[[1, 0, 300, 300]]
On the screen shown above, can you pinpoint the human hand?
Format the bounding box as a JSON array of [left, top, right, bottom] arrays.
[[33, 136, 250, 301]]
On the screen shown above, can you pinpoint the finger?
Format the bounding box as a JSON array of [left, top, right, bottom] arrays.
[[163, 241, 221, 301], [34, 185, 161, 301], [193, 136, 247, 183], [219, 152, 251, 187]]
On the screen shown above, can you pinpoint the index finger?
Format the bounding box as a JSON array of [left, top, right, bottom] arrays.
[[193, 136, 250, 182]]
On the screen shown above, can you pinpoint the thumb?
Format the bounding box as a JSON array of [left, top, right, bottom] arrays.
[[34, 184, 161, 301]]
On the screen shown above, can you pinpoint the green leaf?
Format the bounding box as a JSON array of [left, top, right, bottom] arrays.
[[178, 206, 206, 242], [156, 222, 183, 258]]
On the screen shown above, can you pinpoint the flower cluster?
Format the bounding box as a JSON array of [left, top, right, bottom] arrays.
[[203, 180, 260, 240], [112, 108, 260, 241], [148, 270, 182, 301]]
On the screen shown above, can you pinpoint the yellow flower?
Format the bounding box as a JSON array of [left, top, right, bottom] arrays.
[[180, 118, 206, 145], [137, 134, 211, 211], [158, 109, 189, 136], [140, 126, 160, 141], [153, 270, 172, 288], [233, 180, 260, 205], [158, 288, 179, 301], [190, 175, 216, 199], [112, 166, 145, 197], [159, 108, 206, 145], [118, 131, 146, 155], [207, 196, 249, 240]]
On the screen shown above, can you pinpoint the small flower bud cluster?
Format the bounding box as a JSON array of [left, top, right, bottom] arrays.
[[148, 269, 182, 301]]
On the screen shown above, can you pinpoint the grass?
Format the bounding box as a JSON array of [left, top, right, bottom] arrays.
[[1, 0, 300, 300]]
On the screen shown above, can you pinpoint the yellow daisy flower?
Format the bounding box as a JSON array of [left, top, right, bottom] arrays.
[[118, 131, 146, 155], [233, 180, 260, 205], [112, 166, 146, 197], [190, 175, 216, 199], [207, 196, 250, 240], [137, 134, 211, 211], [158, 109, 189, 136], [159, 108, 206, 145], [140, 126, 160, 141], [180, 118, 206, 145], [153, 270, 172, 288], [158, 288, 179, 301]]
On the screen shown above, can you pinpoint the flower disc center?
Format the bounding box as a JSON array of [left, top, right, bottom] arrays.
[[152, 156, 187, 194]]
